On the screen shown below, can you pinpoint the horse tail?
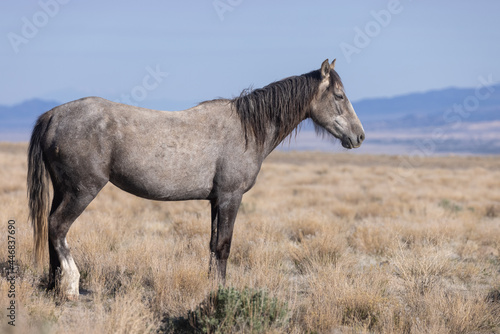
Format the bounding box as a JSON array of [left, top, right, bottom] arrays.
[[27, 113, 51, 265]]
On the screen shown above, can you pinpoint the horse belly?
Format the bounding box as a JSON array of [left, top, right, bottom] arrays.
[[110, 152, 215, 201]]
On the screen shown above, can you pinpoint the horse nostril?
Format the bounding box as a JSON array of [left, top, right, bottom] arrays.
[[358, 133, 365, 143]]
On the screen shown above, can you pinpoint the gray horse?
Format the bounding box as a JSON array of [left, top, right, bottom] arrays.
[[28, 59, 365, 299]]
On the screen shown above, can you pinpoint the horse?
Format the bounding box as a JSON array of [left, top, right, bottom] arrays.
[[27, 59, 365, 299]]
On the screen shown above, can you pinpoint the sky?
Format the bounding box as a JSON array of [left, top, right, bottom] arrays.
[[1, 0, 499, 110]]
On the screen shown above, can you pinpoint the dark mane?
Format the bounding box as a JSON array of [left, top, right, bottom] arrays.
[[231, 70, 324, 149]]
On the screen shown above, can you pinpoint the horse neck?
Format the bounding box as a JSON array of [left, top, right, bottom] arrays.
[[259, 108, 310, 158], [233, 71, 321, 159]]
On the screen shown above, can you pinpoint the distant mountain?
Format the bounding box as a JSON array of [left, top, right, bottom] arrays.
[[1, 85, 499, 154], [0, 99, 60, 140], [346, 84, 500, 154], [353, 84, 500, 128]]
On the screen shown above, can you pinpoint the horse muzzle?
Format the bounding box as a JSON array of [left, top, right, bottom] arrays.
[[342, 132, 365, 149]]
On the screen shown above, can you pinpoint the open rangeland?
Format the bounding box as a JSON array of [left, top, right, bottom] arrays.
[[1, 142, 499, 333]]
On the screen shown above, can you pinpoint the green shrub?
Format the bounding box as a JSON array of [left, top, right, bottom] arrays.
[[439, 199, 463, 213], [187, 286, 289, 333]]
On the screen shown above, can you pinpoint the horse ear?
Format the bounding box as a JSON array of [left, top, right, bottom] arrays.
[[320, 59, 330, 79], [331, 59, 336, 70]]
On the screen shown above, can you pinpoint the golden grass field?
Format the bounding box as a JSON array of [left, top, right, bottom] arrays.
[[1, 142, 500, 333]]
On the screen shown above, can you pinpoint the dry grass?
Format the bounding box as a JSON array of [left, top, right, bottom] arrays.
[[0, 142, 499, 333]]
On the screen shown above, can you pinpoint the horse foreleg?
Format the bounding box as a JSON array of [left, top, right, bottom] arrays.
[[210, 192, 242, 284], [208, 199, 218, 278]]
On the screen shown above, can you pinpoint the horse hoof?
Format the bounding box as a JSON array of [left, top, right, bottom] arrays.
[[66, 294, 79, 301]]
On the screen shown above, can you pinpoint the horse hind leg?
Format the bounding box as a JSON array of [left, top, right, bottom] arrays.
[[48, 186, 104, 299], [47, 189, 63, 291]]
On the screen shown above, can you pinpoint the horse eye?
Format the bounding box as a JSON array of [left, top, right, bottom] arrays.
[[334, 93, 344, 100]]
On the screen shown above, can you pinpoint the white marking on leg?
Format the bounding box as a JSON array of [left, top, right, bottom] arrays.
[[58, 238, 80, 298]]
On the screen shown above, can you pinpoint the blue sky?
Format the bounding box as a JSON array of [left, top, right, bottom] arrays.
[[1, 0, 499, 109]]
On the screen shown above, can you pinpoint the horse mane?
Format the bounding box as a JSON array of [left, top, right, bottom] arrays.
[[231, 69, 324, 149]]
